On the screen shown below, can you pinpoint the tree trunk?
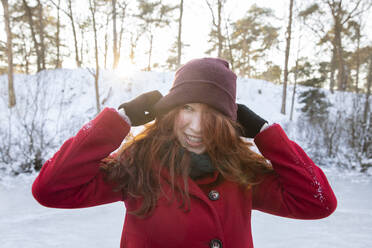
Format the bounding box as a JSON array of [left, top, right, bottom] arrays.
[[80, 27, 84, 66], [281, 0, 294, 115], [147, 33, 153, 71], [177, 0, 184, 67], [68, 0, 81, 67], [334, 20, 347, 91], [290, 58, 298, 121], [55, 0, 61, 68], [37, 0, 46, 70], [117, 2, 128, 67], [217, 0, 222, 58], [1, 0, 16, 107], [364, 53, 372, 123], [129, 32, 139, 64], [355, 25, 360, 93], [104, 14, 109, 69], [89, 0, 100, 113], [112, 0, 119, 69], [20, 31, 31, 74], [118, 13, 125, 64], [225, 19, 234, 70], [23, 0, 41, 72], [246, 48, 251, 77], [329, 46, 336, 94]]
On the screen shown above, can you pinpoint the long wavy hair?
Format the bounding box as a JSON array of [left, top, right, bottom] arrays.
[[100, 104, 273, 218]]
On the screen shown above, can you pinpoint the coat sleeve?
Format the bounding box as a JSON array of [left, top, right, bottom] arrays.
[[32, 107, 130, 209], [251, 123, 337, 219]]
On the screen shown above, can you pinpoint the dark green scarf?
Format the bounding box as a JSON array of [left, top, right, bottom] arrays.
[[161, 142, 216, 180], [183, 148, 216, 180]]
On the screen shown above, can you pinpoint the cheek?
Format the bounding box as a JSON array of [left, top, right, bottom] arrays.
[[174, 114, 188, 130], [174, 114, 190, 143]]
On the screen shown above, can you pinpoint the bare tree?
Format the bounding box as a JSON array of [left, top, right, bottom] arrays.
[[89, 0, 101, 113], [364, 52, 372, 123], [224, 17, 234, 70], [129, 31, 141, 64], [104, 12, 110, 69], [299, 0, 372, 92], [78, 19, 90, 66], [50, 0, 81, 67], [112, 0, 119, 69], [289, 58, 298, 121], [115, 0, 129, 68], [205, 0, 226, 57], [1, 0, 16, 107], [55, 0, 61, 68], [136, 0, 176, 71], [177, 0, 184, 67], [109, 0, 128, 69], [281, 0, 294, 115], [36, 0, 46, 69], [289, 36, 303, 121], [22, 0, 42, 71], [348, 19, 362, 93], [67, 0, 81, 67]]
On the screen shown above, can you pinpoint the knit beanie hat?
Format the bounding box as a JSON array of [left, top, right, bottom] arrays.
[[154, 57, 238, 120]]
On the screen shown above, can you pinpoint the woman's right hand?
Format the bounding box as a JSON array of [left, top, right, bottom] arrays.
[[118, 90, 163, 126]]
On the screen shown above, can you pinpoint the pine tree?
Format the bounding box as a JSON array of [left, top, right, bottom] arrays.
[[230, 5, 279, 77], [297, 62, 332, 125]]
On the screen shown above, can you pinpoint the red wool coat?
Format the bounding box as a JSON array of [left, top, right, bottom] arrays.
[[32, 108, 337, 248]]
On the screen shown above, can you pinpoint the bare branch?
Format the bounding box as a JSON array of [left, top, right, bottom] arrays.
[[342, 0, 361, 24], [49, 0, 71, 18], [205, 0, 216, 27], [342, 0, 371, 25]]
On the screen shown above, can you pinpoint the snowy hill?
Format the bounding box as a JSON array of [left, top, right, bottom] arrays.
[[0, 68, 370, 177], [1, 68, 372, 248]]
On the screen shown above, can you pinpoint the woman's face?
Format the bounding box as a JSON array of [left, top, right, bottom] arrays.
[[174, 103, 206, 154]]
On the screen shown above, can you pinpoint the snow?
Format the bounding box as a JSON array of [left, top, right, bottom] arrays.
[[0, 68, 371, 247], [1, 174, 371, 247], [253, 174, 372, 248]]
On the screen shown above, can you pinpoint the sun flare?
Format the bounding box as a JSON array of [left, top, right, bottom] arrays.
[[114, 59, 140, 77]]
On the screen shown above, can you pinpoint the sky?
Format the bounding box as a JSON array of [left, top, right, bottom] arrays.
[[71, 0, 372, 73], [1, 0, 371, 73], [121, 0, 290, 71], [59, 0, 302, 71]]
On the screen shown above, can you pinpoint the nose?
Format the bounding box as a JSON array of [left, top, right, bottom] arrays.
[[189, 111, 202, 134]]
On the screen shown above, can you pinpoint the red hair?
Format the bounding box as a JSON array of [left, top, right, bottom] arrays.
[[100, 105, 273, 217]]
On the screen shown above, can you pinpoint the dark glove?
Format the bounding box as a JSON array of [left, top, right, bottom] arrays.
[[118, 90, 162, 126], [237, 103, 268, 138]]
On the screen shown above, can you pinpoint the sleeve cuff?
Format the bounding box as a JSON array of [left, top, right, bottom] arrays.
[[259, 122, 271, 132], [117, 108, 132, 126]]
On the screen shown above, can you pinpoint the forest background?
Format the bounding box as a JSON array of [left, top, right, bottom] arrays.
[[0, 0, 372, 175]]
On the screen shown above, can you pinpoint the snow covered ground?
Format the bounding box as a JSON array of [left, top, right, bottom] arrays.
[[0, 68, 371, 247], [1, 172, 371, 247]]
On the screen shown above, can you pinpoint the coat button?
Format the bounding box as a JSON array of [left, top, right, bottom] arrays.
[[208, 190, 220, 201], [210, 239, 223, 248]]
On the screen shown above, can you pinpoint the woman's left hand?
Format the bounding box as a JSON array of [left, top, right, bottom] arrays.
[[236, 103, 268, 138]]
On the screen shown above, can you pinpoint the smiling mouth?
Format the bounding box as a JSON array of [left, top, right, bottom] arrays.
[[184, 134, 203, 147]]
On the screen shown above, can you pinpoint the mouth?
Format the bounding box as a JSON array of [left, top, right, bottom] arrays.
[[184, 133, 203, 147]]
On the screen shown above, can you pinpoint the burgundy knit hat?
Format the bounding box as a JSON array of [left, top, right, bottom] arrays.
[[154, 57, 238, 120]]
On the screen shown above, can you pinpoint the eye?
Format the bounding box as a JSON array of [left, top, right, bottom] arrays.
[[183, 104, 193, 111]]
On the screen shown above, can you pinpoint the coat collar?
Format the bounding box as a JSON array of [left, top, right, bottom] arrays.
[[158, 164, 221, 199], [194, 170, 220, 185]]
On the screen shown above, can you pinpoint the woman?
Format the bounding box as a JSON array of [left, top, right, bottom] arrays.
[[32, 58, 337, 248]]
